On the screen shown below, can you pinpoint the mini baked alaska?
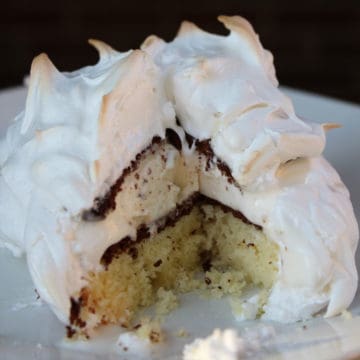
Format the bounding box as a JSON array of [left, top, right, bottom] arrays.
[[0, 16, 357, 338]]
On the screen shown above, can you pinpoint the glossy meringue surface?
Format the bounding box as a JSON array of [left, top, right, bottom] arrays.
[[0, 16, 358, 327]]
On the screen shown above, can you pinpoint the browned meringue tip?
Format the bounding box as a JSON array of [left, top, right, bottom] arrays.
[[177, 20, 201, 36], [218, 15, 253, 33], [322, 123, 342, 132], [218, 15, 263, 60], [22, 53, 58, 134], [29, 53, 60, 85], [141, 34, 163, 50], [88, 39, 116, 56], [31, 53, 54, 72]]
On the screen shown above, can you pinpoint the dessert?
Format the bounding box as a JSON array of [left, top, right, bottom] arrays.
[[0, 16, 358, 338]]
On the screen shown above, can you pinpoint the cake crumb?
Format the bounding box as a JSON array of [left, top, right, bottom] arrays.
[[149, 330, 161, 343], [135, 317, 165, 343]]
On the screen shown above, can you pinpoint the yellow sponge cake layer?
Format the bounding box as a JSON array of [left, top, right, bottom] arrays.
[[71, 203, 279, 335]]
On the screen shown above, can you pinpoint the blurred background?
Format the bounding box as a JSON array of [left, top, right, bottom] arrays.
[[1, 0, 359, 102]]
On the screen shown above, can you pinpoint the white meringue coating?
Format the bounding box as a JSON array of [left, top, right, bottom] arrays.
[[142, 16, 326, 190], [0, 44, 176, 321], [0, 16, 358, 327]]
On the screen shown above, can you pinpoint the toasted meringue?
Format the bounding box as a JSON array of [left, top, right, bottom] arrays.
[[0, 16, 357, 333]]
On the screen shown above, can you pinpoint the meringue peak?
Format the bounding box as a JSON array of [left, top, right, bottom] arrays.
[[177, 20, 202, 37], [88, 39, 119, 63], [21, 53, 62, 135], [218, 15, 263, 55]]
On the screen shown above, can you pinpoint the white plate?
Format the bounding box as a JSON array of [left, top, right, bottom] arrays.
[[0, 87, 360, 360]]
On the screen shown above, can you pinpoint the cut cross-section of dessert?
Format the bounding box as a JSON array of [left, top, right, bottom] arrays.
[[0, 16, 358, 338]]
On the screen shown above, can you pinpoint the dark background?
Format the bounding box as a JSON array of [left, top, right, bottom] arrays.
[[1, 0, 359, 103]]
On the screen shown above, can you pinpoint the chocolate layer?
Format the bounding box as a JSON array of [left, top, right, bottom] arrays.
[[185, 132, 237, 187], [165, 128, 182, 151], [82, 129, 239, 222], [82, 135, 162, 221], [197, 195, 261, 230], [101, 193, 199, 267], [100, 192, 262, 268]]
